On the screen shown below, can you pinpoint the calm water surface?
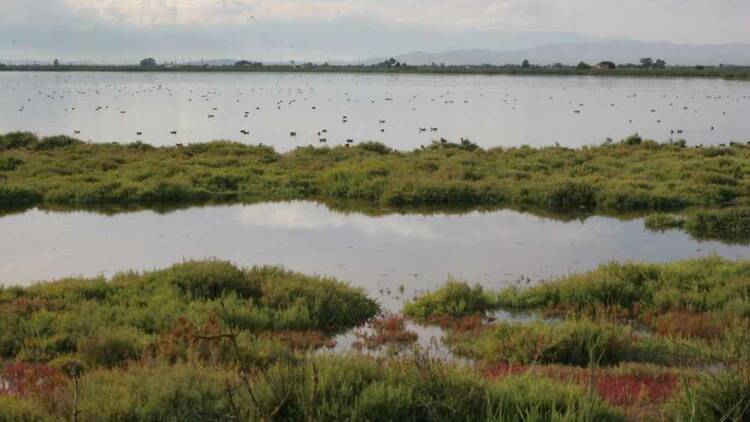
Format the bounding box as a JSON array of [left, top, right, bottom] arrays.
[[1, 201, 748, 311], [2, 72, 750, 150]]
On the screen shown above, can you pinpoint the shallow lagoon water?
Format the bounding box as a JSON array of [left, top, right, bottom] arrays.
[[2, 71, 750, 150], [1, 201, 748, 312]]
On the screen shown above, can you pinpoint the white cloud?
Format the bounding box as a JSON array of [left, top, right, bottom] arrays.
[[2, 0, 749, 61], [65, 0, 364, 26], [58, 0, 750, 44]]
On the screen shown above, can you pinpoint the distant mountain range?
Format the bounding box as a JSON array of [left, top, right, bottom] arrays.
[[185, 41, 750, 68], [377, 41, 750, 66], [11, 41, 746, 68]]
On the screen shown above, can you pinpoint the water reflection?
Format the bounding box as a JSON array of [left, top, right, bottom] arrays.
[[236, 202, 439, 239], [1, 201, 748, 312]]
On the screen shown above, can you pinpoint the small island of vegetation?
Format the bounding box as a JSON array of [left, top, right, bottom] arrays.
[[2, 131, 749, 242]]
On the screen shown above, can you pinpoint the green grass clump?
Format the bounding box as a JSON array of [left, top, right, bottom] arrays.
[[668, 369, 750, 421], [0, 260, 378, 367], [0, 156, 24, 172], [468, 257, 750, 369], [402, 280, 498, 321], [496, 256, 750, 321], [0, 132, 39, 150], [157, 259, 261, 300], [446, 319, 700, 367], [644, 208, 750, 243], [0, 185, 41, 204], [205, 355, 625, 421], [3, 354, 624, 421], [0, 394, 52, 422], [683, 207, 750, 241], [1, 132, 749, 216], [76, 363, 244, 421], [643, 213, 685, 231]]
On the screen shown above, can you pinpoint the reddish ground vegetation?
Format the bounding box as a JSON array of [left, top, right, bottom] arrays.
[[482, 362, 679, 409], [0, 297, 52, 316], [264, 331, 335, 351], [594, 372, 677, 407], [353, 314, 418, 351], [647, 311, 726, 339], [542, 303, 639, 323], [426, 313, 487, 332], [0, 362, 66, 397]]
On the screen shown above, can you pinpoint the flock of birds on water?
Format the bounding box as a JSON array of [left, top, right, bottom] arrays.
[[3, 74, 750, 150]]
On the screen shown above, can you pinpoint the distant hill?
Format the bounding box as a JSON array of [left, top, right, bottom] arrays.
[[385, 42, 750, 66], [183, 59, 238, 66]]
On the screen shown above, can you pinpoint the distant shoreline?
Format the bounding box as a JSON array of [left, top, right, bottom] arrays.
[[2, 64, 750, 80]]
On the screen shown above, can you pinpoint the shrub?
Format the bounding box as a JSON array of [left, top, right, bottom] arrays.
[[669, 370, 750, 421], [684, 207, 750, 241], [0, 261, 377, 365], [495, 257, 750, 321], [644, 213, 685, 231], [623, 134, 643, 145], [157, 259, 260, 300], [496, 261, 660, 312], [542, 181, 598, 211], [0, 156, 24, 171], [253, 266, 379, 331], [0, 185, 42, 204], [447, 320, 690, 367], [78, 363, 240, 421], [251, 354, 623, 421], [78, 328, 144, 368], [357, 141, 393, 155], [140, 181, 208, 202], [0, 132, 38, 150], [0, 395, 51, 422], [34, 135, 81, 150], [403, 280, 497, 321]]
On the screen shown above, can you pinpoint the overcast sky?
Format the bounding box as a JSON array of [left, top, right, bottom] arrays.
[[2, 0, 750, 62]]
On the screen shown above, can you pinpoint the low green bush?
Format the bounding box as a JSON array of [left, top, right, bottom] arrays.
[[0, 185, 42, 204], [33, 135, 81, 150], [249, 354, 623, 421], [3, 354, 620, 421], [156, 259, 260, 300], [0, 132, 38, 150], [0, 395, 51, 422], [668, 369, 750, 421], [495, 257, 750, 321], [403, 280, 498, 321], [0, 156, 24, 171], [2, 132, 748, 218], [0, 260, 378, 367], [684, 207, 750, 241], [77, 327, 144, 368], [446, 320, 696, 366], [78, 363, 240, 422], [644, 213, 685, 231]]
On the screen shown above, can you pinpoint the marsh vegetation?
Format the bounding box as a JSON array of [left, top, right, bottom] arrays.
[[2, 257, 749, 420], [403, 256, 750, 420], [3, 131, 749, 242], [1, 132, 749, 233], [0, 260, 627, 421]]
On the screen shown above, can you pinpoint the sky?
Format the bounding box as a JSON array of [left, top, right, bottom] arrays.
[[1, 0, 750, 63]]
